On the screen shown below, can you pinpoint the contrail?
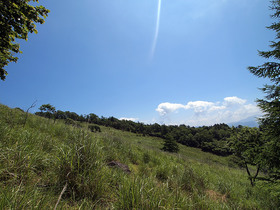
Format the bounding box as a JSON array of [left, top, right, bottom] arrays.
[[150, 0, 162, 60]]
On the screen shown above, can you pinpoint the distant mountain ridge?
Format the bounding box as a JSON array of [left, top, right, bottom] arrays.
[[227, 116, 260, 127]]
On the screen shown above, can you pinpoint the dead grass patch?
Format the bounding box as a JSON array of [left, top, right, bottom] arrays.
[[206, 190, 227, 202]]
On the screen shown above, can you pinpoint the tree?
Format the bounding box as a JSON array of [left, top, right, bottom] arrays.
[[39, 104, 56, 120], [162, 134, 179, 153], [88, 113, 99, 124], [248, 0, 280, 179], [230, 127, 264, 186], [55, 110, 67, 120], [0, 0, 49, 81]]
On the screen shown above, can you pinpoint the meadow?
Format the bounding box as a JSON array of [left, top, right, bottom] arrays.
[[0, 104, 279, 209]]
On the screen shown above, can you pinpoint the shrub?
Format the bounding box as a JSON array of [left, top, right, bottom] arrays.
[[88, 125, 101, 132]]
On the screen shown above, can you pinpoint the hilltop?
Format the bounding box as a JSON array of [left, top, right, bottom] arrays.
[[0, 104, 278, 209]]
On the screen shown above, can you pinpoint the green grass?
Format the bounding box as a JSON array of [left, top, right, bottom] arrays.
[[0, 104, 279, 209]]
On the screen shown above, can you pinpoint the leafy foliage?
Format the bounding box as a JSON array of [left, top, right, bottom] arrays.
[[230, 127, 264, 186], [38, 104, 56, 119], [0, 0, 49, 80], [248, 0, 280, 180]]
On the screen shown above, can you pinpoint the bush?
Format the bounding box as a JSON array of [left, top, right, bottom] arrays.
[[88, 125, 101, 132]]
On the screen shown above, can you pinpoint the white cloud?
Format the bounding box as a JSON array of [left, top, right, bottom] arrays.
[[185, 101, 215, 113], [209, 105, 226, 111], [119, 117, 138, 122], [156, 102, 186, 116], [156, 101, 216, 116], [223, 96, 246, 105], [155, 96, 262, 126]]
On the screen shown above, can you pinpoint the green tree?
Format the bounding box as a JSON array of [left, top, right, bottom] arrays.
[[248, 0, 280, 179], [88, 113, 99, 124], [0, 0, 49, 81], [230, 127, 264, 186], [162, 134, 179, 153], [39, 104, 56, 119]]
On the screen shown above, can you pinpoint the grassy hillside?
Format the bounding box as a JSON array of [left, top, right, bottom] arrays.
[[0, 104, 278, 209]]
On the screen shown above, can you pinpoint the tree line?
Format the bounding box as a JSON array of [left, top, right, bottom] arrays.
[[35, 104, 242, 156]]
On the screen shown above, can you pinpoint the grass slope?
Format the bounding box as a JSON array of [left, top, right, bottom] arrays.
[[0, 104, 278, 209]]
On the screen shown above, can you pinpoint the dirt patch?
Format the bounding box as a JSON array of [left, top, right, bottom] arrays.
[[206, 190, 227, 202], [107, 161, 131, 173]]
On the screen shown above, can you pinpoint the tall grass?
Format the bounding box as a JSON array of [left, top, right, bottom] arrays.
[[0, 104, 279, 209]]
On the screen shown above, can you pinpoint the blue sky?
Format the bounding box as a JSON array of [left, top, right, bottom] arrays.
[[0, 0, 275, 126]]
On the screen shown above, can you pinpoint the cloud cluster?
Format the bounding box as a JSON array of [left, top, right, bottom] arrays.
[[156, 96, 261, 126], [119, 117, 138, 122]]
